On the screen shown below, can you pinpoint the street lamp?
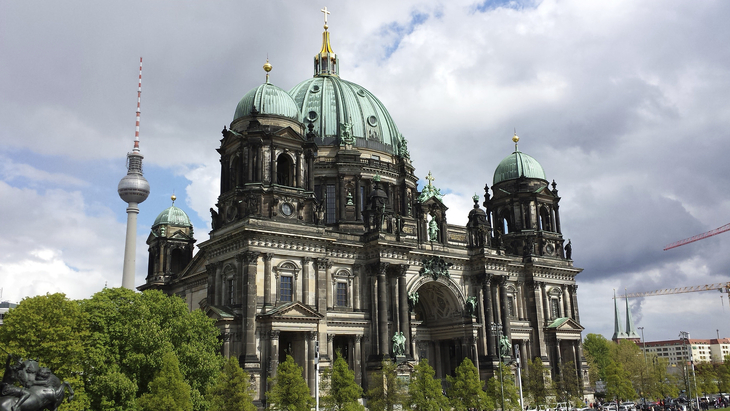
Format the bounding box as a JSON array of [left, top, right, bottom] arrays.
[[515, 343, 525, 411], [679, 331, 699, 411], [491, 322, 505, 411]]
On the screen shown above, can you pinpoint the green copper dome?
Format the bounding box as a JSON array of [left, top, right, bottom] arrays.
[[153, 205, 193, 228], [234, 82, 301, 121], [493, 150, 547, 185], [289, 76, 403, 154]]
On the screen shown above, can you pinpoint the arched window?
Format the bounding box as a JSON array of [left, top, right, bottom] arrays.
[[170, 248, 185, 275], [500, 209, 511, 234], [539, 206, 552, 231], [276, 153, 294, 187], [275, 261, 300, 304]]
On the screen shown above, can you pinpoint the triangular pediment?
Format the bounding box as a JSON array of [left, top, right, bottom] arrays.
[[273, 126, 305, 142], [420, 196, 448, 210], [259, 301, 323, 322], [546, 317, 584, 331]]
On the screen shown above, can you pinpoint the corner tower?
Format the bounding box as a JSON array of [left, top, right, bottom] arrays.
[[144, 195, 195, 287], [118, 57, 150, 289]]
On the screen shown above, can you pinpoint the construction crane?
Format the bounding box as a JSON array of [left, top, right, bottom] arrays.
[[619, 282, 730, 299], [664, 222, 730, 251]]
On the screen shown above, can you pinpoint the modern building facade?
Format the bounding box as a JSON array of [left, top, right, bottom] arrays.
[[642, 338, 730, 365], [141, 17, 587, 402]]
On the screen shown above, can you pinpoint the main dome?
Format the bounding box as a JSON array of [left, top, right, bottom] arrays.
[[234, 82, 301, 121], [289, 77, 402, 154], [493, 150, 547, 185]]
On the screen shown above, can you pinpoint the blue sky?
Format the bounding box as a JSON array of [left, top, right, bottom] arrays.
[[2, 0, 730, 341]]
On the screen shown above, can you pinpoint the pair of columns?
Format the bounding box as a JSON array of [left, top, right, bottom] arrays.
[[373, 263, 411, 357]]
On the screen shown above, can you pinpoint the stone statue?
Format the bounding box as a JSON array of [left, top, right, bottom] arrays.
[[565, 239, 572, 260], [398, 138, 410, 160], [499, 335, 512, 359], [407, 291, 419, 312], [0, 355, 74, 411], [392, 332, 406, 357], [339, 121, 355, 148], [210, 207, 219, 230], [465, 296, 478, 317], [428, 217, 439, 242]]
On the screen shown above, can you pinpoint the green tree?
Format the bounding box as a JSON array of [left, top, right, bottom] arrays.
[[81, 288, 222, 411], [717, 355, 730, 393], [407, 358, 449, 411], [583, 334, 613, 382], [366, 360, 406, 411], [208, 356, 256, 411], [0, 293, 90, 411], [611, 340, 644, 398], [523, 358, 551, 407], [137, 350, 193, 411], [446, 357, 490, 411], [320, 353, 364, 411], [605, 361, 635, 402], [486, 362, 520, 411], [552, 361, 581, 405], [695, 363, 718, 395], [267, 355, 314, 411]]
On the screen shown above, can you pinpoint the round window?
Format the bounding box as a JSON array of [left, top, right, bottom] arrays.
[[367, 115, 378, 127], [310, 85, 321, 93], [357, 89, 366, 97], [307, 111, 318, 121]]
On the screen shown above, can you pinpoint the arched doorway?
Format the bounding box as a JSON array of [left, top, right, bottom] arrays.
[[412, 280, 477, 382]]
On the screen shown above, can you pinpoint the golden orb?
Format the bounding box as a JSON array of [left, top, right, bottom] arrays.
[[512, 132, 520, 143], [263, 59, 272, 72], [324, 24, 328, 30], [171, 194, 177, 203]]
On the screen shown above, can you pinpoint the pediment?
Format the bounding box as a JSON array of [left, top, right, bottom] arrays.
[[273, 126, 305, 142], [420, 196, 448, 210], [259, 302, 323, 322], [546, 317, 584, 332]]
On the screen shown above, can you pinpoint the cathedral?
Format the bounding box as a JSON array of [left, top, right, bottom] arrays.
[[140, 14, 588, 402]]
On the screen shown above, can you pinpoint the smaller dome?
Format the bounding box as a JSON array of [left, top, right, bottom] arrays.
[[234, 82, 301, 121], [153, 205, 192, 228], [493, 150, 547, 185]]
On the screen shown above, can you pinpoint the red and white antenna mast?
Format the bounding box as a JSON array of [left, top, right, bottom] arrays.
[[134, 57, 143, 152]]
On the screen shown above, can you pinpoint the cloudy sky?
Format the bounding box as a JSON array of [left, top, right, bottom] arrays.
[[2, 0, 730, 342]]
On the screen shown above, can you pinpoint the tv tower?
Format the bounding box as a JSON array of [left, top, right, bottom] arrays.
[[117, 57, 150, 290]]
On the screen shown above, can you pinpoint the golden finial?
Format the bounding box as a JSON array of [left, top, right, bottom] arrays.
[[171, 194, 177, 205], [263, 58, 272, 83], [512, 129, 519, 151], [321, 6, 331, 31]]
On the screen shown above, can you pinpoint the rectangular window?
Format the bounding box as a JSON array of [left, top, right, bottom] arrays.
[[360, 186, 365, 213], [507, 296, 515, 318], [280, 276, 293, 302], [326, 184, 336, 224], [336, 282, 347, 307], [550, 298, 560, 318]]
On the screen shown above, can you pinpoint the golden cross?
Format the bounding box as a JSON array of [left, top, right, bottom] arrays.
[[425, 171, 435, 186]]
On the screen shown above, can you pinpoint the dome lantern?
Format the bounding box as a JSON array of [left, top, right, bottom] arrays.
[[314, 6, 339, 77]]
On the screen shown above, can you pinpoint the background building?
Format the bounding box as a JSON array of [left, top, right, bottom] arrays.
[[143, 18, 587, 402]]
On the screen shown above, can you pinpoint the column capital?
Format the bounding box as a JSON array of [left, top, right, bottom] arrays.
[[370, 262, 390, 276], [327, 333, 335, 342], [263, 253, 274, 262], [316, 258, 332, 270], [308, 331, 318, 341], [270, 330, 280, 339], [355, 334, 363, 343], [303, 256, 312, 264], [396, 264, 409, 277], [238, 251, 259, 265]]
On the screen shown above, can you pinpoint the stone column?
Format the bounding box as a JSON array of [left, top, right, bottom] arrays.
[[554, 204, 562, 234], [295, 151, 302, 188], [303, 257, 312, 306], [477, 284, 488, 355], [434, 342, 443, 378], [271, 146, 278, 185], [562, 287, 571, 318], [397, 264, 410, 356], [353, 334, 363, 385], [533, 282, 548, 360], [484, 275, 496, 357], [541, 283, 550, 321], [307, 331, 317, 396], [214, 264, 223, 306], [569, 285, 581, 322], [247, 146, 254, 182], [517, 280, 526, 320], [376, 262, 390, 357], [338, 175, 346, 222], [258, 146, 264, 182], [222, 330, 231, 358], [327, 333, 334, 362], [520, 341, 528, 370], [499, 277, 512, 346], [240, 251, 260, 363], [316, 258, 330, 314], [470, 335, 480, 371], [270, 330, 280, 377], [264, 253, 273, 307], [355, 176, 362, 221], [353, 264, 362, 311]]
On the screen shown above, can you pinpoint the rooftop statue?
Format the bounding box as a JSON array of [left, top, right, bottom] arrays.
[[392, 332, 406, 357], [0, 355, 74, 411], [417, 171, 443, 203]]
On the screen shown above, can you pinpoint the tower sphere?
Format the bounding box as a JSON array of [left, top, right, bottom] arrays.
[[118, 171, 150, 204]]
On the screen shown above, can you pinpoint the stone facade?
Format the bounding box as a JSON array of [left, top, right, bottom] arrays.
[[141, 23, 588, 403]]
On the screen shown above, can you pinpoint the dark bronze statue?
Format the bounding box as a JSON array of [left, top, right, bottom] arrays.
[[0, 355, 73, 411]]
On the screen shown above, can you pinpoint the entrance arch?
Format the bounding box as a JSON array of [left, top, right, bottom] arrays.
[[410, 278, 478, 383]]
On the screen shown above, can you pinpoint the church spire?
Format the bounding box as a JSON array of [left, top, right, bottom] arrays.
[[612, 289, 627, 341], [314, 6, 339, 77], [624, 290, 640, 339]]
